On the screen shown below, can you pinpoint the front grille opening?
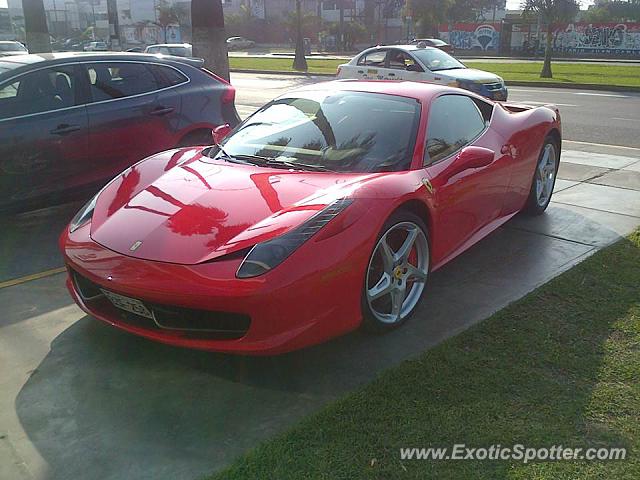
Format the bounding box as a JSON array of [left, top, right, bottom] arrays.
[[72, 270, 103, 300], [151, 304, 251, 337], [70, 269, 250, 340]]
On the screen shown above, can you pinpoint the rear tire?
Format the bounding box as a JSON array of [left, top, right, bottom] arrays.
[[523, 136, 559, 216], [361, 211, 430, 333]]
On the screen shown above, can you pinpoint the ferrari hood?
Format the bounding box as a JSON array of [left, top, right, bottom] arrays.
[[90, 148, 372, 264]]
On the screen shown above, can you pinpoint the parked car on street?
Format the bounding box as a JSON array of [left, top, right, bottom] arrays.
[[0, 52, 240, 212], [226, 37, 255, 50], [337, 44, 508, 101], [410, 38, 454, 54], [145, 43, 192, 57], [61, 80, 561, 354], [0, 41, 28, 57], [84, 41, 108, 52]]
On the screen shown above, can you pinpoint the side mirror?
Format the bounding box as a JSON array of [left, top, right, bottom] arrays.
[[212, 123, 231, 145], [447, 146, 494, 178], [406, 64, 421, 72]]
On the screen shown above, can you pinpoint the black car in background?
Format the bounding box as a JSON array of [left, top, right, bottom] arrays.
[[0, 52, 240, 212]]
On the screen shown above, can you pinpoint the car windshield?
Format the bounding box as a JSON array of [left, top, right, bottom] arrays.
[[412, 48, 464, 71], [213, 91, 420, 173], [167, 46, 188, 56], [0, 43, 27, 52]]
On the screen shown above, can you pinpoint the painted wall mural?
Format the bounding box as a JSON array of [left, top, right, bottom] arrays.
[[439, 23, 501, 51], [551, 23, 640, 55], [439, 22, 640, 56]]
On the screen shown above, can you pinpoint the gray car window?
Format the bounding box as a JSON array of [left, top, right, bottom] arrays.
[[85, 62, 160, 102], [425, 95, 486, 165], [0, 65, 76, 120]]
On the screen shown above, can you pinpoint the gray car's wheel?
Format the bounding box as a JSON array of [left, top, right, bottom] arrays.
[[524, 136, 559, 215], [362, 211, 429, 332]]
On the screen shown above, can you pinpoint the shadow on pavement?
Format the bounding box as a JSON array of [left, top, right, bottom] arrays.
[[12, 208, 630, 480]]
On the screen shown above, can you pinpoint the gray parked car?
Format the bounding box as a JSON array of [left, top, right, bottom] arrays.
[[0, 52, 240, 212]]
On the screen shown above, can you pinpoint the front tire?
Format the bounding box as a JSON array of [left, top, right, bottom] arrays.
[[524, 136, 559, 215], [362, 211, 430, 333]]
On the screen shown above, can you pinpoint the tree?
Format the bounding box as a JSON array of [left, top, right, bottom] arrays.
[[583, 0, 640, 22], [293, 0, 308, 71], [522, 0, 579, 78], [155, 0, 187, 42], [192, 0, 230, 81], [22, 0, 51, 53]]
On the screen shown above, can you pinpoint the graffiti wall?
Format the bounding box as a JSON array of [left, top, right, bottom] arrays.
[[439, 23, 501, 51], [440, 22, 640, 56], [551, 23, 640, 55]]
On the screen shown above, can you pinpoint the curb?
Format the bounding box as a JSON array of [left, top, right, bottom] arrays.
[[231, 68, 334, 77], [230, 68, 640, 93]]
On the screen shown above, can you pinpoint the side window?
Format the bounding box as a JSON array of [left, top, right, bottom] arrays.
[[425, 95, 487, 165], [387, 50, 422, 71], [472, 97, 494, 123], [0, 65, 76, 120], [357, 50, 387, 67], [85, 62, 160, 102], [149, 65, 188, 88]]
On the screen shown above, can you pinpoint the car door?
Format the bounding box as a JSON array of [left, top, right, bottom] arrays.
[[385, 49, 427, 82], [354, 49, 389, 80], [0, 63, 89, 209], [423, 94, 512, 265], [81, 61, 182, 181]]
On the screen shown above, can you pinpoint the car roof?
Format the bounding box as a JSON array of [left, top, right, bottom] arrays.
[[292, 79, 455, 102], [361, 44, 441, 54], [147, 43, 191, 48], [0, 52, 203, 79]]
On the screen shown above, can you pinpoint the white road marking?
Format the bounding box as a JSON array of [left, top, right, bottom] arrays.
[[611, 117, 640, 122], [520, 101, 578, 107], [564, 140, 640, 151], [572, 92, 630, 98]]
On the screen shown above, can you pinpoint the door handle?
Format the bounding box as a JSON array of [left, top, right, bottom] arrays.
[[149, 106, 175, 116], [50, 124, 81, 135], [388, 72, 396, 77]]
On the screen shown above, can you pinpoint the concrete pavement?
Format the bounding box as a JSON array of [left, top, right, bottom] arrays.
[[1, 144, 639, 480]]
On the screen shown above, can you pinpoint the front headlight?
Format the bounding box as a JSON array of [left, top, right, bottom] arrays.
[[236, 198, 353, 278], [69, 194, 98, 233]]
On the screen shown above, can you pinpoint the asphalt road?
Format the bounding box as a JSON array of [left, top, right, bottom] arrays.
[[230, 72, 640, 149]]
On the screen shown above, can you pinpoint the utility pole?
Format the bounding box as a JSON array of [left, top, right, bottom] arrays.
[[107, 0, 120, 49], [338, 0, 344, 51]]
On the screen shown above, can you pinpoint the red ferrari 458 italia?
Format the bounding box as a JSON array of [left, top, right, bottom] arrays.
[[61, 80, 561, 355]]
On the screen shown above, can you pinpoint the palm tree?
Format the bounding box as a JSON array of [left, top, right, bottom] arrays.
[[191, 0, 230, 81], [22, 0, 51, 53], [293, 0, 308, 71]]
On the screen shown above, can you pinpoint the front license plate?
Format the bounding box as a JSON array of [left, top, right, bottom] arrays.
[[101, 289, 153, 319]]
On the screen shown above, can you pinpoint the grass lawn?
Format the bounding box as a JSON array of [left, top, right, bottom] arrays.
[[208, 229, 640, 479], [228, 57, 640, 88]]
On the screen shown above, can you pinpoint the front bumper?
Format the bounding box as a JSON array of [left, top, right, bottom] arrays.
[[60, 213, 376, 355]]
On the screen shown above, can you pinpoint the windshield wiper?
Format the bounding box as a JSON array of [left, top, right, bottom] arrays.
[[233, 154, 335, 172], [432, 66, 466, 71]]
